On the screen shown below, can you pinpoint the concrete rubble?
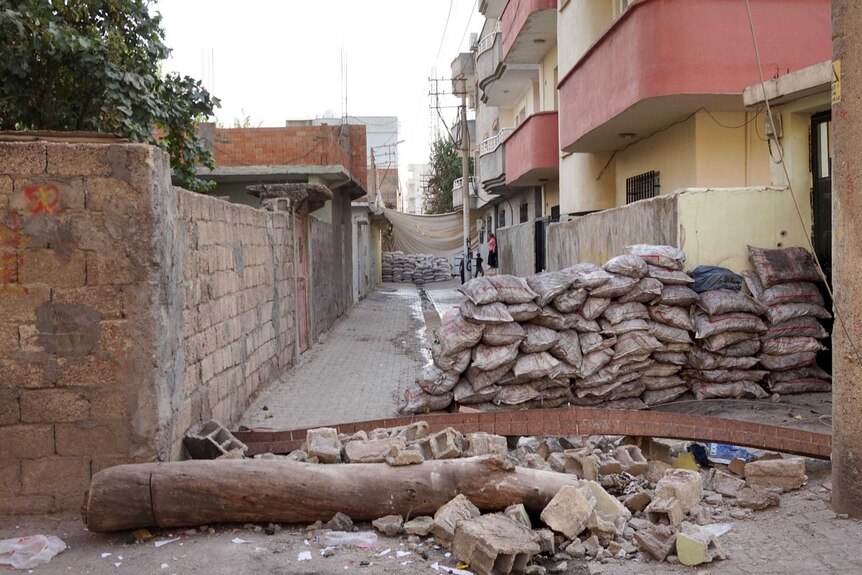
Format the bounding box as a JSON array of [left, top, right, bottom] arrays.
[[744, 457, 807, 491], [452, 514, 541, 575]]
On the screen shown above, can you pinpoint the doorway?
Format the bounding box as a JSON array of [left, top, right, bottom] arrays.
[[811, 111, 832, 280]]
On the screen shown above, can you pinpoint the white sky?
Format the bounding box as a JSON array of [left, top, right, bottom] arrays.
[[155, 0, 481, 177]]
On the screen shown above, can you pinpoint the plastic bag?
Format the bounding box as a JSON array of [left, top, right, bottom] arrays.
[[744, 273, 825, 306], [642, 385, 688, 406], [581, 296, 611, 320], [488, 275, 539, 304], [512, 352, 560, 380], [453, 378, 500, 404], [466, 361, 514, 390], [643, 362, 682, 377], [625, 244, 686, 270], [691, 265, 743, 293], [458, 276, 498, 305], [691, 380, 768, 400], [701, 331, 757, 352], [566, 313, 601, 333], [603, 254, 648, 278], [600, 318, 650, 336], [402, 386, 452, 414], [431, 344, 471, 373], [641, 375, 687, 391], [649, 321, 692, 345], [688, 348, 759, 370], [0, 535, 66, 569], [706, 443, 756, 465], [561, 263, 613, 289], [494, 384, 540, 406], [758, 351, 817, 371], [748, 245, 821, 288], [683, 368, 768, 383], [613, 330, 663, 360], [528, 306, 568, 330], [761, 336, 825, 355], [520, 324, 559, 354], [715, 339, 761, 357], [697, 289, 767, 316]]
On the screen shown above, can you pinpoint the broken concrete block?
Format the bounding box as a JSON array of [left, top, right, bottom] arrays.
[[465, 432, 508, 457], [736, 485, 780, 510], [429, 427, 466, 459], [675, 522, 726, 566], [403, 516, 434, 536], [540, 485, 596, 540], [580, 480, 632, 522], [306, 427, 342, 464], [409, 437, 434, 461], [285, 450, 309, 462], [634, 524, 677, 561], [653, 469, 704, 513], [369, 428, 392, 440], [432, 494, 481, 545], [372, 514, 404, 536], [216, 447, 245, 460], [646, 460, 672, 483], [385, 444, 424, 466], [562, 450, 599, 480], [586, 510, 618, 544], [324, 512, 353, 531], [728, 458, 747, 476], [744, 458, 806, 492], [615, 445, 649, 475], [645, 496, 686, 526], [623, 490, 652, 513], [582, 535, 600, 557], [344, 437, 406, 463], [452, 514, 540, 575], [523, 453, 551, 471], [537, 438, 565, 460], [597, 453, 623, 475], [546, 452, 566, 473], [504, 503, 531, 528], [344, 430, 368, 443], [184, 420, 247, 460], [706, 469, 746, 498], [391, 421, 430, 442], [564, 538, 585, 558], [535, 529, 555, 554]]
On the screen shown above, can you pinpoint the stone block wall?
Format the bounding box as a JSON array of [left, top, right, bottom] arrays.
[[0, 141, 298, 512]]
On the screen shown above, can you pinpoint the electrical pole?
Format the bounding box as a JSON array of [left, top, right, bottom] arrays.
[[459, 79, 470, 284]]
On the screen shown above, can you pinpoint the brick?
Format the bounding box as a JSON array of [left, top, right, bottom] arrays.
[[744, 458, 807, 492], [429, 427, 466, 459], [88, 388, 130, 420], [0, 322, 18, 354], [52, 286, 124, 318], [344, 437, 405, 463], [464, 432, 508, 457], [56, 356, 120, 387], [0, 285, 50, 323], [0, 142, 47, 175], [86, 251, 135, 285], [0, 424, 54, 460], [306, 427, 342, 463], [46, 143, 113, 176], [540, 485, 595, 539], [21, 388, 89, 422], [55, 421, 129, 456], [0, 358, 45, 389], [452, 514, 540, 575], [86, 177, 145, 213], [0, 391, 19, 425], [0, 461, 20, 496], [0, 494, 54, 514], [432, 494, 481, 545], [21, 456, 90, 495], [19, 249, 86, 286], [645, 469, 704, 526]]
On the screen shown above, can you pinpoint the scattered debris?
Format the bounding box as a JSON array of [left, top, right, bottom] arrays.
[[183, 420, 247, 460], [154, 537, 181, 547], [744, 458, 807, 491], [372, 515, 403, 537], [452, 514, 540, 575], [0, 535, 67, 569]]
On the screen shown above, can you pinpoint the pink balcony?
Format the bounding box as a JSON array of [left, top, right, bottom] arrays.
[[558, 0, 832, 153], [501, 0, 556, 64], [505, 111, 559, 186]]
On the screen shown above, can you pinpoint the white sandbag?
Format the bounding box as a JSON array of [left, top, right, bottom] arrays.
[[403, 385, 453, 414], [494, 384, 541, 406], [643, 362, 682, 377], [553, 288, 589, 313], [432, 344, 472, 373], [769, 378, 831, 394], [512, 352, 560, 380], [764, 316, 829, 340], [471, 342, 521, 371], [691, 380, 768, 400], [693, 310, 767, 339], [520, 324, 560, 354], [660, 343, 694, 353], [465, 361, 515, 390], [527, 271, 576, 306], [697, 289, 767, 316], [649, 321, 692, 345], [578, 348, 615, 378], [641, 375, 687, 391], [765, 303, 832, 324], [482, 322, 528, 346], [648, 304, 695, 331], [688, 348, 760, 370], [701, 331, 757, 352], [600, 318, 650, 336], [565, 313, 601, 333], [626, 244, 686, 270], [577, 366, 627, 389], [562, 263, 613, 289], [590, 273, 639, 298], [579, 331, 616, 355], [758, 351, 818, 371], [613, 331, 663, 360], [744, 273, 825, 307], [488, 275, 539, 304], [603, 301, 649, 324], [458, 276, 499, 305], [506, 302, 542, 321], [683, 368, 768, 383], [761, 336, 825, 355], [748, 245, 821, 288], [715, 339, 761, 357], [549, 330, 583, 367], [603, 254, 648, 278], [614, 357, 654, 375], [660, 285, 700, 306], [653, 351, 689, 365], [618, 278, 664, 304], [642, 386, 688, 406], [552, 359, 580, 379], [575, 378, 625, 398], [454, 378, 501, 405], [528, 306, 568, 330], [531, 377, 571, 391], [417, 363, 461, 395], [647, 265, 694, 285], [460, 300, 514, 325], [437, 309, 485, 356], [581, 297, 611, 321]]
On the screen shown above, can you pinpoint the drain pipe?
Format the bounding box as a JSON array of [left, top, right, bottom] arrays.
[[291, 199, 301, 362]]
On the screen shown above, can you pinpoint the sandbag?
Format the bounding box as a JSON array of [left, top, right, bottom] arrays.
[[471, 342, 521, 371], [552, 359, 580, 379], [506, 302, 542, 321], [465, 361, 515, 390], [528, 306, 568, 330], [494, 384, 541, 406], [649, 321, 693, 345], [744, 273, 825, 307], [765, 303, 832, 324], [643, 362, 682, 377], [613, 357, 653, 375], [520, 324, 559, 354], [590, 273, 639, 298], [576, 378, 625, 398], [660, 343, 694, 353], [653, 351, 689, 365], [527, 271, 575, 306], [603, 301, 649, 324], [562, 263, 612, 289], [688, 348, 760, 370], [549, 330, 583, 367], [605, 380, 646, 402], [683, 369, 768, 383], [458, 276, 498, 305], [758, 351, 817, 371], [603, 254, 648, 278], [648, 304, 695, 331], [453, 378, 500, 405], [613, 330, 663, 360], [701, 331, 757, 352], [642, 386, 688, 406], [437, 310, 485, 356], [618, 277, 664, 304], [417, 363, 460, 395], [660, 285, 700, 306], [764, 317, 829, 340], [581, 297, 612, 322], [691, 380, 768, 400], [403, 385, 453, 414], [697, 289, 767, 316], [771, 365, 831, 382], [531, 377, 571, 391], [432, 345, 471, 373], [482, 322, 527, 346], [578, 348, 615, 378], [600, 318, 650, 336], [641, 375, 687, 391], [769, 378, 831, 394], [553, 288, 589, 313], [566, 313, 601, 333], [460, 300, 514, 325], [579, 331, 615, 355], [647, 265, 694, 285], [690, 265, 743, 293], [761, 337, 825, 355], [512, 352, 560, 381], [714, 339, 761, 357], [578, 367, 629, 389], [748, 245, 821, 288], [693, 311, 766, 339], [487, 275, 539, 304], [626, 244, 686, 270]]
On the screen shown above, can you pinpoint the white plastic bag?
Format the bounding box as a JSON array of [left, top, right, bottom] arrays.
[[0, 535, 66, 569]]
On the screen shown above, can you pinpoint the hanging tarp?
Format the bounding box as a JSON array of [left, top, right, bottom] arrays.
[[382, 208, 478, 258]]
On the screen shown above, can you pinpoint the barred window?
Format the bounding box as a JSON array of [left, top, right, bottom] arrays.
[[519, 203, 529, 223], [626, 171, 660, 204], [499, 209, 506, 227]]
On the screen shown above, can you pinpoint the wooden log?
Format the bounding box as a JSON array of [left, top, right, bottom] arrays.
[[83, 456, 581, 532]]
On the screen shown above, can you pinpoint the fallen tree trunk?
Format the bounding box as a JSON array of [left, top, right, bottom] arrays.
[[83, 456, 580, 532]]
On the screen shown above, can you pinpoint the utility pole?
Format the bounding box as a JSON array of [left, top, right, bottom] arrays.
[[458, 78, 470, 284]]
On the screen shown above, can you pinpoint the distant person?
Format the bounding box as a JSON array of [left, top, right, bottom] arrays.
[[487, 233, 498, 270], [474, 253, 484, 277]]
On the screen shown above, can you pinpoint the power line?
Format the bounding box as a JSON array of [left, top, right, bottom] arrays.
[[436, 0, 455, 58]]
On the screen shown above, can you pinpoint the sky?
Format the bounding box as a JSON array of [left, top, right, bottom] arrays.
[[155, 0, 482, 178]]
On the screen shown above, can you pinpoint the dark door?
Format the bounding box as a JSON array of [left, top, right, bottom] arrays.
[[811, 112, 832, 280], [534, 218, 547, 273]]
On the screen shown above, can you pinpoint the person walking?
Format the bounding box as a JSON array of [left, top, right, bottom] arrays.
[[487, 232, 498, 272]]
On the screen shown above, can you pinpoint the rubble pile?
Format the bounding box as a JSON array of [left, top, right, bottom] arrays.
[[744, 246, 832, 394], [266, 421, 808, 571], [382, 252, 452, 284], [404, 244, 832, 414]]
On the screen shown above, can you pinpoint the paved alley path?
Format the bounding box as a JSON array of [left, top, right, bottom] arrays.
[[241, 283, 436, 429]]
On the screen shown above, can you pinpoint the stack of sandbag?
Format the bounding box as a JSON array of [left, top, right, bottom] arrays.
[[684, 266, 769, 400], [744, 246, 832, 394], [382, 252, 453, 284], [382, 252, 396, 282]]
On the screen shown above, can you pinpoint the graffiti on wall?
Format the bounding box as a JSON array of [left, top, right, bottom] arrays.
[[0, 210, 27, 294], [24, 185, 62, 215]]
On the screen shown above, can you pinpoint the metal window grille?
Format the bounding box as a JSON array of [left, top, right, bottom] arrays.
[[519, 203, 529, 223], [626, 171, 660, 204], [499, 209, 506, 227]]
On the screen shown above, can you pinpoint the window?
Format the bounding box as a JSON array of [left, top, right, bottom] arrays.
[[499, 209, 506, 228], [515, 107, 526, 127], [519, 203, 529, 224], [486, 216, 492, 238], [626, 171, 660, 204], [550, 205, 561, 222]]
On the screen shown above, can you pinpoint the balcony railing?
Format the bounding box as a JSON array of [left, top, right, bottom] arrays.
[[452, 177, 478, 208], [477, 22, 500, 54], [479, 128, 514, 156]]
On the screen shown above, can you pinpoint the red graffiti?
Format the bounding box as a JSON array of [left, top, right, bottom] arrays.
[[24, 184, 61, 215], [0, 210, 28, 294]]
